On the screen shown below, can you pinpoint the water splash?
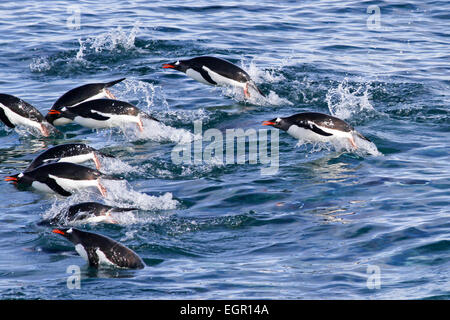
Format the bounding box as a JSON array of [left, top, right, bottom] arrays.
[[295, 133, 381, 157], [102, 180, 179, 211], [219, 58, 293, 106], [326, 78, 376, 120]]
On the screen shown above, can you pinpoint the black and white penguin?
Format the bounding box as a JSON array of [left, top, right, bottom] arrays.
[[5, 162, 111, 197], [163, 56, 265, 98], [40, 202, 138, 225], [25, 143, 114, 172], [0, 93, 58, 137], [47, 99, 158, 131], [263, 112, 371, 148], [46, 78, 126, 126], [52, 227, 145, 269]]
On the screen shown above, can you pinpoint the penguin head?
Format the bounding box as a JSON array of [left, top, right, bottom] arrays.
[[46, 107, 76, 124], [4, 172, 32, 187], [162, 60, 188, 73], [262, 117, 290, 131], [52, 228, 82, 244]]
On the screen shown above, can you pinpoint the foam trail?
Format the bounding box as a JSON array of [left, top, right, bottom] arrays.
[[326, 78, 376, 120], [102, 180, 179, 211]]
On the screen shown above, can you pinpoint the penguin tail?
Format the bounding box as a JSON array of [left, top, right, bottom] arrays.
[[140, 112, 160, 123], [248, 81, 266, 97], [96, 150, 116, 159], [105, 78, 126, 88], [354, 130, 371, 143]]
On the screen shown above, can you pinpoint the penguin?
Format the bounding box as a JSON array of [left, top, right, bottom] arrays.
[[25, 143, 114, 172], [262, 112, 371, 149], [47, 99, 159, 132], [40, 202, 138, 225], [52, 227, 145, 269], [163, 56, 265, 98], [5, 162, 111, 197], [46, 78, 126, 126], [0, 93, 59, 137]]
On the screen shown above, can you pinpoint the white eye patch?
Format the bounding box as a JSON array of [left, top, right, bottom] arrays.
[[67, 228, 73, 233]]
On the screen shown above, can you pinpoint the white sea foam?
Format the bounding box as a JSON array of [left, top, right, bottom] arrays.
[[326, 78, 376, 120]]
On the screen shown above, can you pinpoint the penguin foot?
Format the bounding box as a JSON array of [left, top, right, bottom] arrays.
[[93, 154, 101, 170], [40, 124, 50, 137], [348, 137, 357, 149], [137, 119, 144, 132], [105, 89, 116, 99], [98, 182, 108, 197], [244, 83, 251, 99]]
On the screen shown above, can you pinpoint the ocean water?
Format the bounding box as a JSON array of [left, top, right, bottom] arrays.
[[0, 0, 448, 299]]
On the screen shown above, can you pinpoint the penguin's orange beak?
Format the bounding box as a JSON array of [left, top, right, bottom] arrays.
[[52, 229, 65, 235], [262, 121, 276, 126], [4, 176, 18, 184], [48, 109, 61, 115], [162, 64, 175, 69]]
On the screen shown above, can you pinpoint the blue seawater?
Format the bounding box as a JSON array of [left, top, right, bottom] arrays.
[[0, 0, 448, 299]]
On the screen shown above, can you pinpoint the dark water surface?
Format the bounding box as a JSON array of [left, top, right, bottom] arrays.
[[0, 1, 448, 299]]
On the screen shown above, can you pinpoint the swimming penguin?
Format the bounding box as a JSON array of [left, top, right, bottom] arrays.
[[0, 93, 59, 137], [25, 143, 114, 172], [5, 162, 111, 197], [52, 227, 145, 269], [47, 99, 159, 131], [263, 112, 371, 148], [46, 78, 126, 126], [163, 56, 265, 98], [40, 202, 138, 225]]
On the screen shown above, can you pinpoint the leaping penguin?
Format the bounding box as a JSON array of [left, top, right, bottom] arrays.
[[263, 112, 371, 149], [52, 228, 145, 269], [25, 143, 114, 172], [40, 202, 138, 225], [46, 78, 126, 126], [0, 93, 59, 137], [5, 162, 112, 197], [163, 56, 265, 98], [47, 99, 159, 131]]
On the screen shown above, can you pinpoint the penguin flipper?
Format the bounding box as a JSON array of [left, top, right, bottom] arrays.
[[198, 67, 217, 85], [88, 111, 110, 121], [308, 123, 333, 137], [0, 108, 16, 128], [46, 178, 72, 196]]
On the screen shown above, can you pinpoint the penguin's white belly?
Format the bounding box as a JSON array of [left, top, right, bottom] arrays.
[[287, 125, 352, 143], [95, 248, 115, 266], [74, 112, 139, 129], [75, 244, 89, 262], [57, 153, 95, 165], [0, 103, 42, 130], [52, 117, 73, 126], [186, 68, 213, 86], [48, 174, 98, 192]]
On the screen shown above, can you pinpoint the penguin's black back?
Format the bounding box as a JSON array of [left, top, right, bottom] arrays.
[[0, 93, 46, 122], [188, 56, 251, 83], [70, 229, 144, 269], [287, 112, 354, 132], [52, 78, 125, 109], [68, 99, 142, 117], [25, 162, 102, 181], [26, 144, 96, 172]]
